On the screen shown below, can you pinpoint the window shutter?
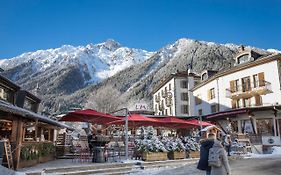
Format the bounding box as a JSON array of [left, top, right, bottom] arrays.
[[207, 89, 211, 101], [230, 80, 235, 92], [231, 100, 237, 109], [258, 72, 265, 86], [255, 95, 262, 106]]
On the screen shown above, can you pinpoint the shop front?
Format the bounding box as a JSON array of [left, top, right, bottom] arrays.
[[204, 106, 281, 153], [0, 100, 71, 169]]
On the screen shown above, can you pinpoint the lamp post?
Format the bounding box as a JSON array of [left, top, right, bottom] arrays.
[[124, 108, 129, 160], [110, 107, 129, 160], [199, 115, 203, 131]]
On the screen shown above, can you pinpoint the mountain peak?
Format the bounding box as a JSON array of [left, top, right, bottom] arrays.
[[97, 39, 121, 51]]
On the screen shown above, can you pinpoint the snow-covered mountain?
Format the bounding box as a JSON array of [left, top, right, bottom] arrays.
[[0, 38, 279, 114], [0, 39, 154, 84]]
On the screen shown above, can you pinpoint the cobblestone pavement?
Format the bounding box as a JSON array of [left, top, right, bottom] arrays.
[[136, 156, 281, 175]]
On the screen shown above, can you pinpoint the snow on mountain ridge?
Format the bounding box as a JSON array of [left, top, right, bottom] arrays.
[[0, 40, 155, 83]]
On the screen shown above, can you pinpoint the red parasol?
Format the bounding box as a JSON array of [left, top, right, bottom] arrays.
[[153, 116, 198, 128], [186, 119, 213, 127], [59, 109, 121, 125], [106, 114, 162, 127]]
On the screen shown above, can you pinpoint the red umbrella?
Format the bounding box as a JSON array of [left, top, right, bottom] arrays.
[[153, 116, 198, 128], [59, 109, 121, 125], [107, 114, 162, 127], [187, 119, 213, 127]]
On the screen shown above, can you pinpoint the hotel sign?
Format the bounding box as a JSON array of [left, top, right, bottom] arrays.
[[135, 103, 148, 111]]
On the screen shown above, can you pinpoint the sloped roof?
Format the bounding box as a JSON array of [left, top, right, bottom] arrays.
[[0, 100, 73, 130]]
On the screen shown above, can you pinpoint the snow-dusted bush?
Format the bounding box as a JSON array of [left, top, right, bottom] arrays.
[[183, 136, 200, 152], [135, 126, 167, 153], [162, 137, 185, 152]]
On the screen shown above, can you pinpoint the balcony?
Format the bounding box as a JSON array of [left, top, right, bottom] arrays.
[[165, 97, 172, 107], [226, 80, 272, 99], [161, 89, 168, 98], [155, 95, 160, 103], [159, 103, 164, 111]]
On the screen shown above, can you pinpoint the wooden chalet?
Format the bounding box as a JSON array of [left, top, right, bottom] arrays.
[[0, 75, 71, 169]]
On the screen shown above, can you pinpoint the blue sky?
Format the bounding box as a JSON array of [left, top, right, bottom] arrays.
[[1, 0, 281, 59]]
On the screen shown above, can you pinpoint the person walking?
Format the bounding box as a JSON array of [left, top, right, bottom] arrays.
[[224, 135, 232, 156], [210, 140, 231, 175], [197, 133, 215, 175]]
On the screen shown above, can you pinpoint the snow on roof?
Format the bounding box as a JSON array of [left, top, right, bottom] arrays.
[[0, 100, 73, 130]]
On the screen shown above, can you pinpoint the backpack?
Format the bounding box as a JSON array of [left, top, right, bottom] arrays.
[[208, 147, 222, 167]]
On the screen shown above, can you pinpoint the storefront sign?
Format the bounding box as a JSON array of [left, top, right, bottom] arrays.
[[262, 136, 281, 145]]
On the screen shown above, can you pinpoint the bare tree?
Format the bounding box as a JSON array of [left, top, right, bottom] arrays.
[[84, 85, 123, 113]]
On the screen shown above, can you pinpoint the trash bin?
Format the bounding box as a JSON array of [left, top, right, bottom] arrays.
[[92, 146, 105, 163]]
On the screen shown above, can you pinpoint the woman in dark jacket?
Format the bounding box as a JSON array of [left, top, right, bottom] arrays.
[[197, 135, 215, 175]]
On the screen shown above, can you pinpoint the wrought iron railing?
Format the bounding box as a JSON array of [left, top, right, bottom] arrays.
[[226, 80, 272, 98]]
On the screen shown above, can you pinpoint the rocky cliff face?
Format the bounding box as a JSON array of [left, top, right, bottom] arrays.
[[0, 38, 272, 114]]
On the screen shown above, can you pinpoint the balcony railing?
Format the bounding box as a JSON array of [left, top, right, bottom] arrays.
[[161, 89, 168, 98], [155, 95, 160, 103], [159, 103, 164, 111], [165, 97, 172, 107], [226, 80, 272, 99]]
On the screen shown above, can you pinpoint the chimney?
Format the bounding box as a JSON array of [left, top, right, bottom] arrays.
[[239, 45, 245, 51]]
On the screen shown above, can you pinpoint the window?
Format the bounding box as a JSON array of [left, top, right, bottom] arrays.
[[24, 98, 37, 112], [24, 122, 36, 142], [208, 88, 215, 100], [198, 109, 203, 116], [230, 121, 238, 133], [202, 73, 208, 81], [165, 109, 168, 115], [181, 93, 189, 101], [154, 104, 158, 113], [242, 76, 251, 92], [195, 95, 202, 105], [180, 80, 188, 88], [243, 98, 251, 107], [0, 86, 14, 103], [169, 106, 173, 115], [256, 119, 274, 136], [211, 104, 219, 113], [253, 74, 258, 88], [237, 54, 250, 64], [169, 83, 171, 90], [241, 120, 254, 134], [181, 105, 189, 114]]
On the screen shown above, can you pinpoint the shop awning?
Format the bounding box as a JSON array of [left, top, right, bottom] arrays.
[[59, 109, 121, 125], [0, 100, 73, 130], [204, 109, 248, 120], [106, 114, 162, 127]]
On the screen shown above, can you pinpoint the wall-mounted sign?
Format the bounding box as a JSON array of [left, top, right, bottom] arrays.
[[262, 136, 281, 145], [135, 103, 148, 111]]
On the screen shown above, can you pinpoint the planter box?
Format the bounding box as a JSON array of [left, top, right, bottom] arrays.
[[168, 151, 185, 160], [142, 152, 167, 161], [189, 151, 200, 158], [39, 155, 55, 163], [18, 159, 38, 168]]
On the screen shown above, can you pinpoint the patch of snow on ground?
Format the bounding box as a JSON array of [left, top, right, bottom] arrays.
[[246, 146, 281, 159]]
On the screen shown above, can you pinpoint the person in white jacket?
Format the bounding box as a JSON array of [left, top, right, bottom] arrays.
[[210, 140, 231, 175]]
